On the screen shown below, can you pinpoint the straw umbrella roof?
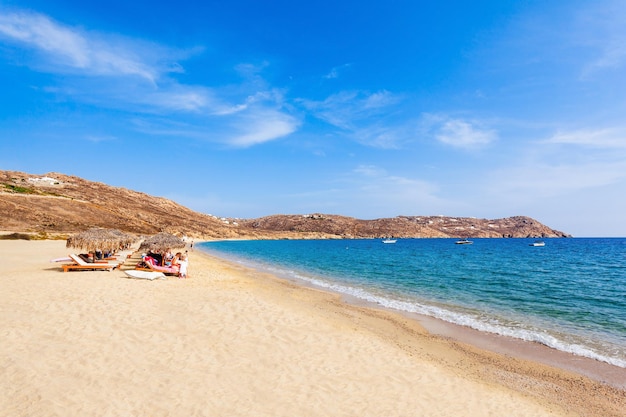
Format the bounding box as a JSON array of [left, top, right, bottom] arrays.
[[66, 227, 136, 253], [139, 232, 186, 253]]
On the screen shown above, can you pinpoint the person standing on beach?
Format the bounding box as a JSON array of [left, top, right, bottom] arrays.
[[178, 253, 189, 278]]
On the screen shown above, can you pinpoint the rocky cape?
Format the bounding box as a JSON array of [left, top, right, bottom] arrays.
[[0, 171, 570, 239]]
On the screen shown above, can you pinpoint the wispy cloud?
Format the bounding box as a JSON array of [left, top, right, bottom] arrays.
[[340, 164, 452, 217], [0, 8, 300, 147], [486, 159, 626, 201], [228, 109, 300, 147], [0, 10, 171, 83], [436, 119, 496, 148], [324, 63, 352, 79], [235, 61, 270, 79], [299, 90, 409, 148], [576, 0, 626, 76], [353, 164, 387, 177], [212, 89, 287, 116], [547, 128, 626, 149], [289, 164, 448, 218], [300, 90, 400, 129], [129, 102, 300, 148], [479, 125, 626, 209], [350, 124, 412, 149], [420, 114, 497, 150]]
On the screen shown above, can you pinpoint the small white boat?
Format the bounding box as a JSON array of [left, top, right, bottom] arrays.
[[530, 240, 545, 247], [382, 238, 397, 244], [455, 238, 473, 244]]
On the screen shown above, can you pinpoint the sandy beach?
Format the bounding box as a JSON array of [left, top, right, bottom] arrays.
[[1, 239, 624, 417]]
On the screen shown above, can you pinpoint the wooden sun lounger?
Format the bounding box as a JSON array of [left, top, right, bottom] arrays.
[[61, 254, 118, 272], [62, 263, 117, 272]]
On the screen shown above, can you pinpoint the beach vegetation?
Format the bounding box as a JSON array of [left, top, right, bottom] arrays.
[[2, 183, 64, 197], [3, 183, 36, 194], [0, 232, 66, 240]]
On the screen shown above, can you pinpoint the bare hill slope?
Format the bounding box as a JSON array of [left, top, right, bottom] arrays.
[[0, 171, 247, 239], [0, 171, 570, 239]]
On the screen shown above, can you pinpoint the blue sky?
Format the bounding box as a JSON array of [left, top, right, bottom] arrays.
[[1, 1, 625, 236]]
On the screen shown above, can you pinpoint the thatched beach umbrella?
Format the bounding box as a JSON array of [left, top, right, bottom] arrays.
[[66, 227, 136, 254], [139, 232, 186, 253]]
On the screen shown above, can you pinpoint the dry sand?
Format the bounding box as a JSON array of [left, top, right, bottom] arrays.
[[0, 239, 624, 417]]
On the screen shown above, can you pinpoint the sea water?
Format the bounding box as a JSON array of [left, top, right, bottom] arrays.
[[199, 238, 626, 368]]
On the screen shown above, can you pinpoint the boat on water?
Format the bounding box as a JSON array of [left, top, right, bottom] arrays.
[[382, 238, 397, 244], [530, 240, 546, 247], [455, 238, 473, 245]]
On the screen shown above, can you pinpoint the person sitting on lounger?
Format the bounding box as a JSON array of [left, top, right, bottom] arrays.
[[141, 255, 180, 274], [170, 252, 182, 267], [163, 249, 174, 266], [147, 251, 163, 266], [79, 253, 94, 263]]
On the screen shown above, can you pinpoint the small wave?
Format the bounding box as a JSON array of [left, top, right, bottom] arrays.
[[202, 246, 626, 369], [289, 271, 626, 369]]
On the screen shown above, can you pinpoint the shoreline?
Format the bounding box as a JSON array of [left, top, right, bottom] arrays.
[[1, 239, 624, 416], [332, 284, 626, 390], [409, 311, 626, 389], [197, 246, 625, 416], [199, 243, 626, 389]]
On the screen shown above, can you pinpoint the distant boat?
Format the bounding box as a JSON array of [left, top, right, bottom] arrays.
[[455, 238, 473, 244], [382, 238, 397, 244], [530, 240, 546, 247]]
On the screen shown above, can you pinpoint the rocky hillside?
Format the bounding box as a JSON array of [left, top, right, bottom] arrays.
[[241, 213, 570, 238], [0, 170, 570, 239]]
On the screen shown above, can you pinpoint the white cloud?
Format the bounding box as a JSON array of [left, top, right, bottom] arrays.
[[335, 164, 451, 217], [323, 63, 352, 79], [419, 114, 497, 149], [363, 91, 397, 109], [351, 125, 407, 149], [472, 123, 626, 213], [576, 0, 626, 76], [282, 165, 450, 219], [480, 154, 626, 215], [353, 165, 387, 177], [324, 68, 339, 79], [0, 8, 302, 147], [0, 11, 89, 65], [301, 90, 400, 130], [0, 10, 165, 82], [299, 90, 410, 148], [299, 91, 357, 129], [235, 61, 270, 79], [145, 87, 213, 112], [547, 128, 626, 148], [436, 119, 496, 149], [227, 110, 300, 147], [213, 89, 287, 115]]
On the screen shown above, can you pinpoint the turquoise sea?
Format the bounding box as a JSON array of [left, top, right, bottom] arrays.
[[199, 238, 626, 368]]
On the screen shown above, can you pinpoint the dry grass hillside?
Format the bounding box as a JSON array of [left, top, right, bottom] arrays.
[[0, 170, 570, 239], [0, 171, 250, 239]]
